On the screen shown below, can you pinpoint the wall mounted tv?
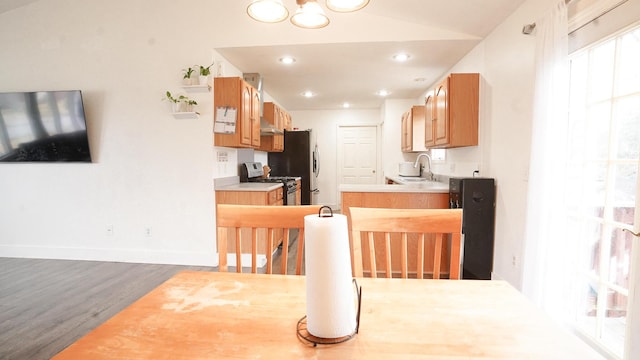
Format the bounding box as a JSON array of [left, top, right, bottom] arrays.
[[0, 90, 92, 162]]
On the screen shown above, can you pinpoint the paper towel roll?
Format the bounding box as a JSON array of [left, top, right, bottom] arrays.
[[304, 212, 356, 339]]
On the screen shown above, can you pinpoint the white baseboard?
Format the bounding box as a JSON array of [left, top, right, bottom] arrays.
[[0, 245, 217, 267]]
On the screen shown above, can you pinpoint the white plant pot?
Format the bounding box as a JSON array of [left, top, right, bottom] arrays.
[[199, 75, 210, 86], [183, 77, 197, 85], [174, 102, 187, 113]]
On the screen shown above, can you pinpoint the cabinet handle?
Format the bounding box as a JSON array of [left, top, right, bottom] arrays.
[[623, 229, 640, 237]]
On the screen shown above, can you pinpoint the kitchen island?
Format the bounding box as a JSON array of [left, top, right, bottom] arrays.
[[340, 180, 451, 278]]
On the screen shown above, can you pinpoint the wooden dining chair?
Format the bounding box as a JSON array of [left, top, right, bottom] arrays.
[[349, 207, 463, 279], [216, 204, 322, 275]]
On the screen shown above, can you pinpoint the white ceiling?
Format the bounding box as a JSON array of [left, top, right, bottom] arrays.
[[2, 0, 528, 111], [215, 0, 527, 111]]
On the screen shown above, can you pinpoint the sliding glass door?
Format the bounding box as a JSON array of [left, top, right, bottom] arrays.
[[567, 24, 640, 359]]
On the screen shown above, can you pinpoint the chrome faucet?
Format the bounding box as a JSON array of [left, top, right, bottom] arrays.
[[414, 153, 435, 181]]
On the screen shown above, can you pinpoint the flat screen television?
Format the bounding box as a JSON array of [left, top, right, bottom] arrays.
[[0, 90, 92, 162]]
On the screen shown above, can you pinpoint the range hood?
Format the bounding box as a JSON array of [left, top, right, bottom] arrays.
[[243, 73, 284, 136]]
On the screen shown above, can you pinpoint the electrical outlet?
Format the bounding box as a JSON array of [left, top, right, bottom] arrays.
[[512, 255, 518, 268], [217, 151, 228, 162], [106, 224, 114, 236], [144, 227, 152, 237]]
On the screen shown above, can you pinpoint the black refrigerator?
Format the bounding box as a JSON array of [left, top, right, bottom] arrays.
[[449, 177, 496, 280], [268, 130, 319, 205]]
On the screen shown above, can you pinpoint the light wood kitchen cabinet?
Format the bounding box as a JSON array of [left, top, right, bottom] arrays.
[[283, 111, 292, 130], [216, 187, 283, 206], [213, 77, 261, 148], [400, 110, 411, 152], [216, 186, 284, 257], [401, 106, 428, 153], [428, 73, 479, 149], [424, 90, 435, 147], [295, 179, 301, 205], [342, 190, 450, 278], [258, 102, 286, 152]]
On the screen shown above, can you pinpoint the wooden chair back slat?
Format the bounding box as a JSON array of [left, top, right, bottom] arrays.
[[349, 207, 463, 279]]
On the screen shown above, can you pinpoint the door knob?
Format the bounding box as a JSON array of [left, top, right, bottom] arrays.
[[623, 229, 640, 237]]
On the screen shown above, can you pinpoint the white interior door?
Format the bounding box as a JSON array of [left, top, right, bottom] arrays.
[[337, 125, 378, 193]]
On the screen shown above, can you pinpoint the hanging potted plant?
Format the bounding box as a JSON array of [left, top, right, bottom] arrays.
[[164, 91, 197, 113], [183, 98, 198, 113], [182, 66, 197, 85], [164, 91, 180, 112], [198, 62, 214, 86]]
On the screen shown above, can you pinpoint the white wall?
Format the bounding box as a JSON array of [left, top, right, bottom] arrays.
[[289, 108, 381, 208], [0, 0, 231, 265], [438, 0, 559, 287]]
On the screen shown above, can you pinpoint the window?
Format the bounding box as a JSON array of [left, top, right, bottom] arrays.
[[567, 23, 640, 359]]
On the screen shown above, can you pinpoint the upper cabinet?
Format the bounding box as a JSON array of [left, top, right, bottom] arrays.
[[424, 90, 435, 147], [259, 102, 288, 152], [214, 77, 261, 148], [401, 110, 411, 152], [427, 73, 479, 149], [401, 106, 427, 152]]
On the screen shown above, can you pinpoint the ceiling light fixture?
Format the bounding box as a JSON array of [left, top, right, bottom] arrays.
[[342, 102, 350, 108], [393, 53, 410, 62], [291, 0, 329, 29], [377, 90, 390, 97], [302, 90, 315, 98], [247, 0, 289, 23], [325, 0, 369, 13], [279, 56, 296, 64], [247, 0, 368, 29]]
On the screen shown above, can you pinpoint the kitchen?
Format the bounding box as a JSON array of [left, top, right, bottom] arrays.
[[1, 0, 639, 358]]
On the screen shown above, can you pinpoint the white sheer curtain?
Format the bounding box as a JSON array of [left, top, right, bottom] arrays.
[[521, 0, 572, 322]]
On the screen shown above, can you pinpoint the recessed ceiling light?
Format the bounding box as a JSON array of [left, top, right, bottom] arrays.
[[377, 90, 390, 97], [279, 56, 296, 64], [342, 102, 350, 108], [393, 53, 410, 62], [414, 77, 426, 82], [302, 91, 315, 98]]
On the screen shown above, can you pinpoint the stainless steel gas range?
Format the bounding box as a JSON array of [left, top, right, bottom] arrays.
[[241, 162, 298, 206]]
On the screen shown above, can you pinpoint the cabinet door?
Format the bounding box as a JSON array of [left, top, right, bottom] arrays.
[[284, 112, 292, 130], [240, 81, 253, 146], [424, 92, 435, 148], [251, 86, 261, 147], [401, 110, 411, 152], [274, 106, 284, 151], [410, 105, 427, 152], [434, 77, 449, 146]]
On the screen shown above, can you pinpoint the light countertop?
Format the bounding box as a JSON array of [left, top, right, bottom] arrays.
[[215, 182, 283, 192], [340, 181, 449, 193]]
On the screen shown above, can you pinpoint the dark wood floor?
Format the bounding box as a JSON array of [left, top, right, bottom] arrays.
[[0, 240, 300, 360]]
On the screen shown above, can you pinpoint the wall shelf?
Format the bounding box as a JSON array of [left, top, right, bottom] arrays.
[[172, 112, 199, 119], [182, 84, 211, 93]]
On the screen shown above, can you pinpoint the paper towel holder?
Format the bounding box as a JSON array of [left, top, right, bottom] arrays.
[[318, 205, 333, 218], [296, 279, 362, 347]]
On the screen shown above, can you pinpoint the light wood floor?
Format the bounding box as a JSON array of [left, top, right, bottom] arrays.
[[0, 240, 299, 360]]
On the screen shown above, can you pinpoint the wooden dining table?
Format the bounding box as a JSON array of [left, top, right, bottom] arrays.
[[52, 271, 603, 359]]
